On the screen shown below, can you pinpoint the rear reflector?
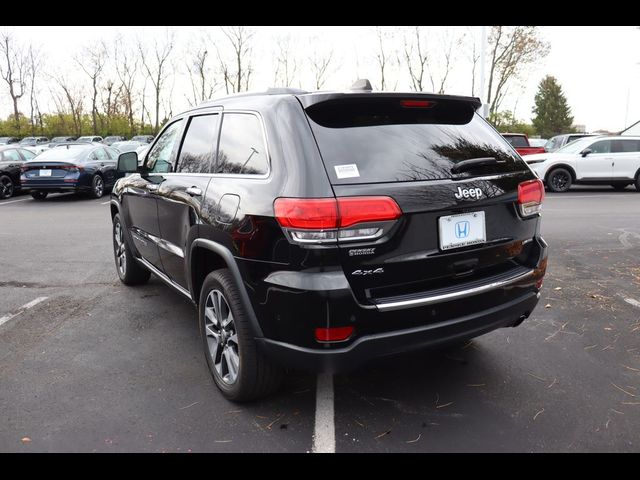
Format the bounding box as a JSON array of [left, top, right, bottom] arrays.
[[274, 196, 401, 244], [315, 326, 354, 342], [518, 179, 544, 217]]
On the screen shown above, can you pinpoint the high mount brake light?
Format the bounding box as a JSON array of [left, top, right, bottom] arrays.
[[518, 179, 544, 217], [400, 99, 435, 108], [274, 196, 402, 245]]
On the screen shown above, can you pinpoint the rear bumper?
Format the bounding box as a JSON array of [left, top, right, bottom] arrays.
[[21, 182, 90, 192], [257, 290, 540, 373], [249, 235, 547, 372]]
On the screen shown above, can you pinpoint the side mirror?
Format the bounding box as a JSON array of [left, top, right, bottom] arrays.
[[117, 151, 139, 173], [581, 148, 592, 157]]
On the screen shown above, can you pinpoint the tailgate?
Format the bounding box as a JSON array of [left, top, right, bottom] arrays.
[[302, 94, 541, 305]]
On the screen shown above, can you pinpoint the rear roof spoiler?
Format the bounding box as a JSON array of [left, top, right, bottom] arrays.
[[295, 92, 482, 110]]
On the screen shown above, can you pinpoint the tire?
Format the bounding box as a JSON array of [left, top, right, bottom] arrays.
[[112, 213, 150, 285], [0, 175, 14, 199], [199, 269, 284, 401], [635, 175, 640, 192], [611, 183, 629, 191], [30, 191, 48, 200], [90, 174, 105, 199], [546, 168, 573, 193]]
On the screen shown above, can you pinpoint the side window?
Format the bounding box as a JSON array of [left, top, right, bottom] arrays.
[[145, 120, 184, 174], [19, 149, 35, 160], [177, 114, 220, 173], [88, 151, 98, 160], [215, 113, 269, 175], [105, 147, 119, 160], [589, 140, 612, 154], [94, 148, 109, 160], [3, 149, 22, 162], [612, 139, 640, 153]]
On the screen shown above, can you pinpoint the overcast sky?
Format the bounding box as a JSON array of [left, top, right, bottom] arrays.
[[2, 25, 639, 134]]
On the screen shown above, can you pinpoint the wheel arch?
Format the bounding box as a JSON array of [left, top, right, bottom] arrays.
[[189, 239, 264, 338], [545, 164, 577, 183]]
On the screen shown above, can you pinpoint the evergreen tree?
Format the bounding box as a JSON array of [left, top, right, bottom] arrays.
[[532, 76, 574, 138]]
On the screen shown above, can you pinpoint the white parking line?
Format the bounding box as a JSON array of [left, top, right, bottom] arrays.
[[313, 373, 336, 453], [624, 298, 640, 309], [0, 297, 49, 328], [0, 198, 30, 206]]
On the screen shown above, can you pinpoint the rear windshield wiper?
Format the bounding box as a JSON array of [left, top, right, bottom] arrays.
[[450, 157, 505, 174]]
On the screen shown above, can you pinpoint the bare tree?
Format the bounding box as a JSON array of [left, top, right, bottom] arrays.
[[465, 28, 481, 96], [375, 26, 398, 91], [0, 32, 28, 132], [486, 26, 549, 118], [217, 26, 254, 94], [403, 26, 428, 92], [426, 29, 463, 94], [114, 36, 139, 135], [51, 74, 85, 136], [308, 37, 334, 90], [138, 29, 175, 133], [76, 41, 107, 134], [185, 35, 218, 107], [27, 46, 43, 134], [273, 35, 298, 87]]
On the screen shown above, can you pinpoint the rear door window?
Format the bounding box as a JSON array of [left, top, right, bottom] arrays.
[[305, 97, 527, 184], [215, 113, 269, 175]]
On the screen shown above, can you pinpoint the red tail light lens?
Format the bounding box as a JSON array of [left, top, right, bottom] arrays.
[[273, 198, 338, 230], [337, 196, 402, 228], [518, 179, 544, 217], [315, 326, 354, 343], [274, 196, 402, 245]]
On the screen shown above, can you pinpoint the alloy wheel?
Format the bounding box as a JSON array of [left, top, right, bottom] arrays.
[[0, 176, 13, 199], [114, 221, 126, 276], [551, 171, 570, 191], [204, 289, 240, 385], [93, 176, 104, 197]]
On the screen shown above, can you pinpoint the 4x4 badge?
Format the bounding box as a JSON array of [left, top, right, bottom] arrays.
[[352, 268, 384, 276], [454, 187, 483, 200]]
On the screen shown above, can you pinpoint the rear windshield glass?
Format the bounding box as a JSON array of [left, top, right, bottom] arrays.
[[505, 135, 528, 148], [305, 98, 528, 184], [30, 144, 88, 160]]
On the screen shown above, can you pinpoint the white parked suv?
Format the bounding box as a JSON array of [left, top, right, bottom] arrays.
[[525, 136, 640, 192]]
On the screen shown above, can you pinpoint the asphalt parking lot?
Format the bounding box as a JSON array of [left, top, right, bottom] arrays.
[[1, 186, 639, 452]]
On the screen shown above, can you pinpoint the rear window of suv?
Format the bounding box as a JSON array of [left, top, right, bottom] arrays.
[[305, 97, 528, 184]]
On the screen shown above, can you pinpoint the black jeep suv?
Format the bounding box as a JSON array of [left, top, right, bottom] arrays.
[[110, 84, 548, 401]]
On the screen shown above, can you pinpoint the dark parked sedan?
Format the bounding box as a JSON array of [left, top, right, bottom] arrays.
[[0, 145, 36, 199], [20, 143, 119, 200]]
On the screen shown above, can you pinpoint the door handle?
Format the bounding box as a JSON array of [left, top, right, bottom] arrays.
[[186, 186, 202, 197], [146, 184, 159, 192]]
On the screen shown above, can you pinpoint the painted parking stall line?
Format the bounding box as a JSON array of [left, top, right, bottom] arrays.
[[0, 198, 30, 206], [0, 297, 49, 328], [313, 373, 336, 453]]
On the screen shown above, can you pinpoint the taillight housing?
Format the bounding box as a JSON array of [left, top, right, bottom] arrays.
[[274, 196, 402, 245], [518, 179, 544, 217]]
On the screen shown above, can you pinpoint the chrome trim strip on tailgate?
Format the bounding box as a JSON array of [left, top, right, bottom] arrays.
[[374, 268, 535, 312]]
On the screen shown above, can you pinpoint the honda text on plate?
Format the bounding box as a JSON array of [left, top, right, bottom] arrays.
[[109, 82, 548, 401]]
